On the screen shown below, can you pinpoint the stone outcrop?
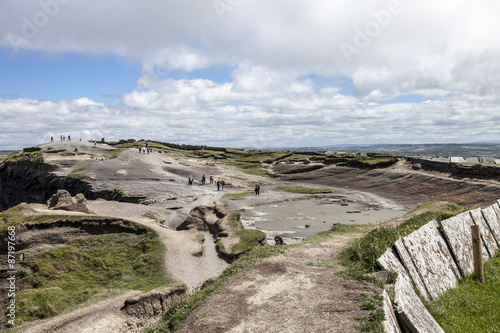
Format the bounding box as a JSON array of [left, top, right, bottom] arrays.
[[47, 190, 93, 214], [177, 205, 266, 261], [177, 205, 229, 235], [407, 156, 500, 179]]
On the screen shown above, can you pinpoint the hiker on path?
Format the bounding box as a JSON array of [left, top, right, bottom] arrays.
[[221, 179, 225, 190], [254, 184, 260, 195], [188, 175, 193, 185], [210, 174, 214, 184], [201, 174, 206, 185], [217, 180, 220, 191]]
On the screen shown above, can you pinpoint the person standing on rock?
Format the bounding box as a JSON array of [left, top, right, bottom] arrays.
[[217, 180, 220, 190], [255, 184, 260, 195], [51, 136, 54, 142], [221, 179, 225, 190], [188, 175, 193, 185], [210, 174, 214, 184], [201, 174, 206, 185]]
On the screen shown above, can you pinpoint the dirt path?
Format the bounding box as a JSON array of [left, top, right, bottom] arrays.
[[176, 233, 381, 333]]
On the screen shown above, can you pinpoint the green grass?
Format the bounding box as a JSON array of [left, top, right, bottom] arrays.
[[274, 185, 334, 194], [222, 192, 253, 200], [11, 232, 171, 325], [428, 253, 500, 333], [216, 210, 266, 256], [337, 203, 462, 280], [2, 151, 43, 164], [105, 148, 125, 159], [66, 165, 93, 179], [231, 229, 266, 252]]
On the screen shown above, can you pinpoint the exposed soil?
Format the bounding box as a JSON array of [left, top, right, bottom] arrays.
[[7, 142, 500, 332], [176, 234, 381, 333]]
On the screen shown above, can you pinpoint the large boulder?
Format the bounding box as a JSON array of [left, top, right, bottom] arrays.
[[176, 205, 229, 234], [47, 189, 93, 214]]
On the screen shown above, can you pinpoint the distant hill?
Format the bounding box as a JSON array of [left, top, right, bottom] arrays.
[[273, 144, 500, 157]]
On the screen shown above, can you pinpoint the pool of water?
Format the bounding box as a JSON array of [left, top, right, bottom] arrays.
[[241, 197, 406, 244]]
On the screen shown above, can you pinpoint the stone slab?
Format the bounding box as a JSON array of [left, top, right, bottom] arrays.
[[464, 157, 480, 164], [470, 208, 498, 258], [402, 220, 460, 300], [393, 239, 431, 301], [440, 211, 488, 277], [382, 289, 401, 333], [450, 156, 466, 163], [394, 274, 445, 333], [377, 247, 411, 283], [480, 156, 496, 164], [488, 202, 500, 245]]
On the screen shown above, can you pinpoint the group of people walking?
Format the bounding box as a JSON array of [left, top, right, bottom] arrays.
[[188, 173, 226, 190], [138, 141, 150, 155]]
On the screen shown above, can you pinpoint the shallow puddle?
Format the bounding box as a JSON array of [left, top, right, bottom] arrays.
[[241, 197, 406, 244]]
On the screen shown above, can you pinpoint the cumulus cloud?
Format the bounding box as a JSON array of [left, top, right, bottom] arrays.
[[0, 0, 499, 149]]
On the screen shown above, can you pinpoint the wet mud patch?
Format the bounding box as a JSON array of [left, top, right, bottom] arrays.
[[242, 196, 405, 244]]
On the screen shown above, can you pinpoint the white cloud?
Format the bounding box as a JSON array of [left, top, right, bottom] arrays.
[[1, 0, 500, 149]]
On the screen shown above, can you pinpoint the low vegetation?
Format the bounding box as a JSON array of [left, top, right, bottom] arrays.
[[337, 202, 463, 280], [2, 151, 43, 164], [105, 148, 125, 159], [14, 232, 171, 325], [428, 253, 500, 332], [216, 209, 266, 257], [67, 165, 93, 180], [221, 191, 253, 200], [274, 185, 334, 194]]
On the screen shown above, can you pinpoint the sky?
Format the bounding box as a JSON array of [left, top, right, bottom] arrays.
[[0, 0, 499, 150]]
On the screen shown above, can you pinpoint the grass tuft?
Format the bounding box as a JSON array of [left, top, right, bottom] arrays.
[[274, 185, 334, 194]]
